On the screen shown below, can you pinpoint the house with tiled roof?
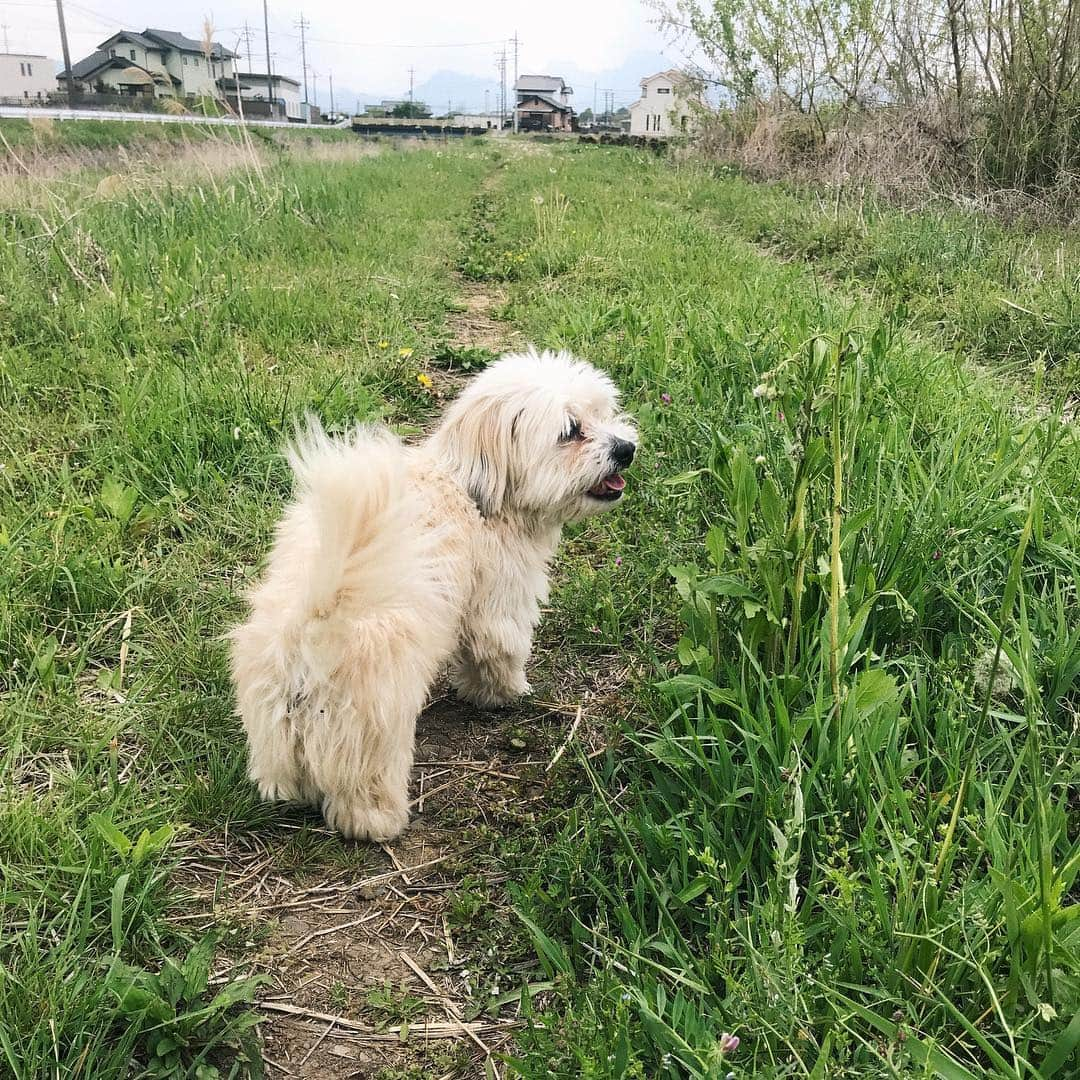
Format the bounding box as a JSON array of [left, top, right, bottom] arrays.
[[514, 74, 574, 131], [58, 27, 238, 102]]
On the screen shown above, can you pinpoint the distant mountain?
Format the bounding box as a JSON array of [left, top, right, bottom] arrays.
[[552, 49, 684, 109], [326, 47, 692, 117]]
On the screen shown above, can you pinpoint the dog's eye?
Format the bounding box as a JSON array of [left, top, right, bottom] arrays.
[[560, 418, 584, 444]]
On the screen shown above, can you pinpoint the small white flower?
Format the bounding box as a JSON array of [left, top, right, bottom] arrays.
[[752, 383, 769, 399], [754, 455, 766, 465], [232, 426, 241, 440]]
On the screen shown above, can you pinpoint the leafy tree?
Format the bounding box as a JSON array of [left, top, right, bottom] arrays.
[[391, 100, 432, 118]]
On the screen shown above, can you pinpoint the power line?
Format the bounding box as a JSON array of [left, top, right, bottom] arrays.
[[276, 32, 504, 49]]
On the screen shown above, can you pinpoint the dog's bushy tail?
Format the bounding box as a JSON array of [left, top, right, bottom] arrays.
[[285, 416, 434, 621]]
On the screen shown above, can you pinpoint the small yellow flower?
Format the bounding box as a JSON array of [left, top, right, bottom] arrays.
[[399, 347, 414, 358], [416, 372, 433, 389], [377, 340, 390, 349]]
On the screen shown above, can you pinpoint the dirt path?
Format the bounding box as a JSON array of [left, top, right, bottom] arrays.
[[178, 166, 580, 1079]]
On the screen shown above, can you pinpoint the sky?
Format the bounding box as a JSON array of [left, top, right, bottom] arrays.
[[3, 0, 689, 111]]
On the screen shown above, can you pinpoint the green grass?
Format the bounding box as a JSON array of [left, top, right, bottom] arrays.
[[0, 143, 489, 1076], [1, 140, 1077, 1078], [682, 170, 1080, 392], [460, 148, 1080, 1078]]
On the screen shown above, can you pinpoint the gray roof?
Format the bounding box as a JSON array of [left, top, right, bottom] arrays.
[[235, 71, 300, 88], [516, 91, 572, 113], [62, 50, 115, 79], [515, 74, 571, 93], [98, 30, 158, 51], [143, 28, 238, 59]]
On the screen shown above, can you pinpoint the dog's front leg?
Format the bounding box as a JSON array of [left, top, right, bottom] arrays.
[[451, 639, 532, 708], [451, 590, 539, 708]]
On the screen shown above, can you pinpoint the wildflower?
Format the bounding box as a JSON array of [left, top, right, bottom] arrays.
[[399, 347, 414, 359], [377, 340, 389, 349], [416, 372, 433, 389], [777, 410, 785, 421], [532, 194, 545, 205], [752, 382, 775, 399], [661, 392, 672, 405], [754, 455, 766, 465], [232, 426, 241, 441], [620, 991, 633, 1002], [590, 625, 601, 634], [932, 549, 942, 560], [614, 555, 623, 567], [719, 1033, 740, 1055]]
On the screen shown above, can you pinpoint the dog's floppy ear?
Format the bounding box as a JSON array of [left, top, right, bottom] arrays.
[[432, 393, 511, 517]]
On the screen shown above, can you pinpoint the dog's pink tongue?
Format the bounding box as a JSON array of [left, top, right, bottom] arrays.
[[605, 473, 626, 492]]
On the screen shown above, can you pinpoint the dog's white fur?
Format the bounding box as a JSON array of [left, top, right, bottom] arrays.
[[229, 349, 636, 841]]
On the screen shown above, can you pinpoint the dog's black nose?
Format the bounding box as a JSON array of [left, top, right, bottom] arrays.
[[611, 439, 636, 468]]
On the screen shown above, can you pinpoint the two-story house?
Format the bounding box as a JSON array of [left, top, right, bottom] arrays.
[[0, 53, 56, 101], [514, 75, 573, 132], [629, 70, 705, 137], [59, 28, 238, 102]]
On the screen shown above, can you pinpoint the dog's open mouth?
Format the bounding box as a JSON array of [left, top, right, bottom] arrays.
[[587, 472, 626, 501]]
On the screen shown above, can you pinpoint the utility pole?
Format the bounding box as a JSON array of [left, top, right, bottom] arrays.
[[311, 69, 318, 111], [329, 70, 334, 120], [240, 21, 253, 68], [295, 13, 310, 121], [593, 81, 597, 122], [55, 0, 74, 102], [496, 48, 507, 130], [1, 25, 9, 54], [408, 66, 415, 108], [510, 30, 521, 132], [484, 88, 489, 115], [262, 0, 273, 118]]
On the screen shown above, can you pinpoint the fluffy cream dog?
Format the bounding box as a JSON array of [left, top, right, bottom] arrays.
[[229, 348, 636, 842]]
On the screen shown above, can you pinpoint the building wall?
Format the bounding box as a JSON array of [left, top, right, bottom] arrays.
[[238, 77, 302, 120], [629, 74, 696, 137], [0, 54, 56, 100]]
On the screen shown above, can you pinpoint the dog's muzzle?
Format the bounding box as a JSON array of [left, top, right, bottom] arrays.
[[587, 438, 636, 501]]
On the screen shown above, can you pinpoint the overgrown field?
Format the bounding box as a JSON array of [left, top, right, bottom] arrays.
[[1, 137, 1077, 1079]]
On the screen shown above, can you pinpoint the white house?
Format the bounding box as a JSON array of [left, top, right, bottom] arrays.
[[0, 53, 56, 101], [227, 72, 303, 120], [59, 28, 238, 101], [629, 70, 704, 137]]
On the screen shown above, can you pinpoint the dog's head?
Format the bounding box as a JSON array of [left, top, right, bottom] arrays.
[[430, 348, 638, 521]]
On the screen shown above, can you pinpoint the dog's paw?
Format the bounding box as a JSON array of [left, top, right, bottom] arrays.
[[457, 682, 530, 709], [323, 798, 409, 843]]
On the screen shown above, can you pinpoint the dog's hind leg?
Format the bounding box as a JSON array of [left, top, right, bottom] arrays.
[[300, 615, 446, 842]]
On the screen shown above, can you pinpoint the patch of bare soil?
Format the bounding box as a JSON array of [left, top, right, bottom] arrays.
[[444, 282, 520, 357], [176, 644, 637, 1078]]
